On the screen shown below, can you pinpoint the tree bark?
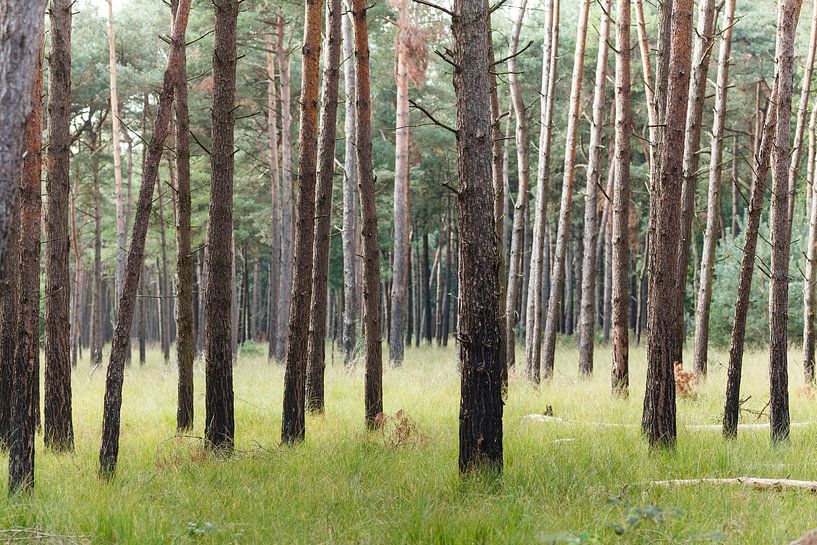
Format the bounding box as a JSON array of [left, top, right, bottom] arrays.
[[306, 0, 342, 414], [541, 0, 591, 378], [803, 98, 817, 383], [692, 0, 736, 379], [8, 39, 43, 493], [106, 0, 127, 311], [787, 0, 817, 231], [0, 0, 47, 272], [266, 32, 282, 362], [504, 0, 531, 370], [171, 0, 194, 432], [675, 0, 717, 367], [768, 0, 803, 444], [524, 0, 560, 383], [389, 0, 413, 365], [276, 18, 295, 362], [352, 0, 384, 428], [341, 1, 358, 365], [642, 0, 693, 448], [43, 0, 74, 451], [575, 0, 611, 379], [611, 0, 630, 395], [281, 0, 323, 443], [452, 0, 504, 474], [98, 0, 192, 477]]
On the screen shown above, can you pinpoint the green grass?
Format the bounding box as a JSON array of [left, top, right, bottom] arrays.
[[1, 341, 816, 544]]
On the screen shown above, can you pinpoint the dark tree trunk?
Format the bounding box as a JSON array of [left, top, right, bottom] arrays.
[[768, 0, 802, 443], [204, 0, 238, 452], [43, 0, 74, 452], [98, 0, 192, 477], [265, 32, 282, 362], [307, 0, 342, 414], [353, 0, 384, 427], [454, 0, 503, 473], [282, 0, 323, 442], [0, 0, 47, 271], [8, 41, 43, 493], [422, 233, 433, 344], [642, 0, 693, 448], [172, 0, 194, 432]]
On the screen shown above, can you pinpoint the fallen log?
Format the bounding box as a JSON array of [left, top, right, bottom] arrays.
[[649, 478, 817, 492], [522, 414, 816, 430], [790, 528, 817, 544]]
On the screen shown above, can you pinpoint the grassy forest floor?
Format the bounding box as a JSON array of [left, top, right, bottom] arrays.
[[1, 341, 816, 544]]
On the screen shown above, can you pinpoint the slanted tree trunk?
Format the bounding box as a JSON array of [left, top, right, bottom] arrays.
[[341, 1, 358, 365], [576, 0, 611, 378], [768, 0, 803, 444], [42, 0, 74, 451], [171, 0, 194, 432], [611, 0, 630, 395], [524, 0, 559, 383], [276, 18, 295, 362], [98, 0, 191, 477], [504, 0, 531, 370], [541, 0, 591, 378], [266, 32, 282, 363], [675, 0, 717, 367], [352, 0, 384, 428], [281, 0, 323, 443], [306, 0, 342, 414], [389, 0, 412, 365], [692, 0, 736, 379], [452, 0, 503, 474], [8, 41, 43, 493], [642, 0, 694, 448], [106, 0, 127, 311], [723, 84, 779, 437], [0, 0, 47, 272], [787, 0, 817, 231]]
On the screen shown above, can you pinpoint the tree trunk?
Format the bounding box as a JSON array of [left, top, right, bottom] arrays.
[[504, 0, 531, 370], [156, 162, 171, 365], [276, 17, 295, 362], [0, 0, 47, 272], [453, 0, 503, 473], [341, 1, 358, 365], [171, 0, 194, 432], [106, 0, 127, 311], [266, 33, 282, 362], [389, 0, 412, 365], [541, 0, 591, 378], [804, 99, 817, 383], [352, 0, 384, 428], [90, 130, 103, 367], [732, 134, 740, 238], [692, 0, 736, 378], [422, 232, 433, 344], [281, 0, 323, 442], [8, 41, 43, 492], [768, 0, 803, 443], [43, 0, 74, 452], [642, 0, 693, 448], [99, 0, 192, 477], [611, 0, 631, 395], [524, 0, 560, 383], [203, 0, 239, 454], [576, 0, 611, 378], [675, 0, 717, 366], [306, 0, 342, 414], [723, 84, 779, 437], [787, 0, 817, 230]]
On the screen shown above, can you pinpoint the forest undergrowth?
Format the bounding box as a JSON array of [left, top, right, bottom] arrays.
[[0, 343, 815, 544]]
